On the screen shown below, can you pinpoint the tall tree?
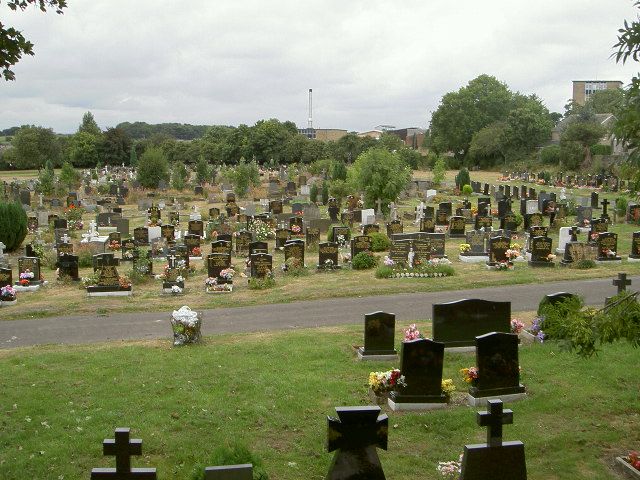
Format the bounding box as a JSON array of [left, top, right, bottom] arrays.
[[77, 111, 101, 136], [68, 131, 100, 167], [429, 75, 512, 159], [100, 127, 131, 166], [136, 147, 169, 189], [1, 0, 67, 81], [11, 125, 61, 169]]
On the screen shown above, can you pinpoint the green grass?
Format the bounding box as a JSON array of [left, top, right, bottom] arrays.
[[0, 324, 637, 479]]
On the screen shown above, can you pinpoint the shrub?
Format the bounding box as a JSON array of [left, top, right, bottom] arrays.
[[310, 183, 318, 203], [574, 259, 596, 269], [455, 168, 470, 188], [462, 184, 473, 196], [375, 265, 394, 278], [0, 201, 27, 251], [590, 144, 613, 156], [248, 275, 276, 290], [432, 157, 446, 186], [615, 196, 628, 216], [321, 181, 329, 205], [369, 232, 391, 252], [137, 146, 169, 189], [540, 144, 561, 165], [352, 251, 378, 270]]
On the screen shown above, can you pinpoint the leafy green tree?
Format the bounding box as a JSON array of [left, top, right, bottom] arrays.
[[129, 144, 138, 168], [1, 0, 67, 81], [330, 159, 348, 181], [0, 201, 27, 251], [467, 122, 506, 168], [58, 160, 79, 190], [349, 148, 411, 211], [377, 132, 405, 152], [37, 160, 55, 195], [430, 75, 512, 159], [540, 144, 561, 165], [11, 125, 61, 169], [195, 155, 210, 184], [561, 120, 605, 168], [229, 158, 260, 197], [432, 157, 446, 186], [613, 2, 640, 162], [501, 96, 553, 157], [77, 111, 101, 136], [137, 147, 169, 189], [328, 179, 350, 203], [100, 127, 131, 166], [321, 181, 329, 205], [396, 148, 423, 170], [328, 133, 377, 163], [171, 162, 188, 191], [585, 89, 624, 114], [559, 140, 584, 170], [310, 183, 318, 203], [68, 131, 100, 167], [249, 119, 297, 163]]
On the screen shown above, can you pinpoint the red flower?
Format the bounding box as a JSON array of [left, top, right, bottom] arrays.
[[20, 279, 30, 286]]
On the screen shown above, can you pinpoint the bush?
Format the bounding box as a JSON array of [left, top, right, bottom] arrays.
[[369, 232, 391, 252], [574, 259, 596, 269], [590, 144, 613, 156], [616, 196, 628, 216], [462, 184, 473, 196], [454, 168, 470, 188], [540, 144, 561, 165], [310, 183, 318, 203], [432, 157, 446, 186], [0, 201, 27, 251], [351, 251, 378, 270], [375, 265, 394, 278], [137, 146, 169, 189], [321, 181, 329, 205], [76, 244, 96, 268], [248, 275, 276, 290]]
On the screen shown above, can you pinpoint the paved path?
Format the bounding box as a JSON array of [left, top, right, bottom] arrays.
[[0, 275, 635, 349]]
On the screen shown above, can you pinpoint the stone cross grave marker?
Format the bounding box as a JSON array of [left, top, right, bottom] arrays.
[[459, 400, 527, 480], [326, 406, 388, 480], [601, 198, 611, 221], [613, 272, 632, 294], [90, 427, 156, 479]]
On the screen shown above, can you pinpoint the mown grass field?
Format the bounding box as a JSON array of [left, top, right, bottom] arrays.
[[0, 323, 637, 480]]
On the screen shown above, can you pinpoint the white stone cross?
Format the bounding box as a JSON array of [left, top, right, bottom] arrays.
[[61, 233, 71, 244]]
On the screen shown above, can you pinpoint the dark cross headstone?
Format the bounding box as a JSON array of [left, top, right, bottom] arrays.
[[326, 406, 388, 480], [358, 311, 396, 357], [613, 272, 632, 294], [90, 427, 157, 479], [459, 400, 526, 480], [600, 198, 610, 221], [433, 299, 510, 348]]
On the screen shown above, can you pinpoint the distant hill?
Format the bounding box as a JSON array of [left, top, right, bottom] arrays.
[[115, 122, 210, 140]]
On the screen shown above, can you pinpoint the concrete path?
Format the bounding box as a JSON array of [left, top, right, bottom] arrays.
[[0, 275, 635, 349]]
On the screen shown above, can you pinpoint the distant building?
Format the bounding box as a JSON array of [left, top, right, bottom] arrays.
[[387, 127, 426, 149], [572, 80, 623, 106], [298, 128, 348, 141], [357, 130, 383, 140]]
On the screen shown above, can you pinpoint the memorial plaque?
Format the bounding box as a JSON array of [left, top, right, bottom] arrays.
[[250, 253, 273, 278], [351, 235, 372, 258]]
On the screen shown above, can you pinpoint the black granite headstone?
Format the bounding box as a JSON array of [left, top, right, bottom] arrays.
[[433, 299, 510, 348], [360, 311, 396, 356]]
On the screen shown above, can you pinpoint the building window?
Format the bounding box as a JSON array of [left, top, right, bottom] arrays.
[[584, 82, 607, 99]]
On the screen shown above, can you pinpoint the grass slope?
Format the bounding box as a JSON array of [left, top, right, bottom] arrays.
[[0, 323, 637, 479]]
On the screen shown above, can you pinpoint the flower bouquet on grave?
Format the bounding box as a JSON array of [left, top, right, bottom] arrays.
[[118, 276, 132, 289], [170, 306, 202, 346], [441, 378, 456, 401], [68, 219, 84, 230], [368, 369, 406, 401], [64, 205, 85, 222], [0, 285, 17, 302], [603, 248, 617, 258], [495, 260, 513, 271], [404, 323, 424, 341], [107, 240, 120, 251], [528, 316, 546, 343], [204, 276, 233, 293], [170, 285, 183, 295], [546, 253, 556, 262], [460, 367, 479, 386], [190, 246, 202, 257], [19, 270, 34, 286], [510, 318, 525, 334], [459, 243, 471, 254], [290, 224, 303, 237], [436, 454, 462, 479], [336, 234, 347, 248], [622, 451, 640, 472]]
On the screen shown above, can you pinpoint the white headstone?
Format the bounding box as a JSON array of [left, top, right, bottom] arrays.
[[526, 200, 539, 215], [426, 190, 437, 200], [557, 227, 572, 254], [300, 185, 310, 196], [148, 226, 162, 242], [361, 209, 375, 225]]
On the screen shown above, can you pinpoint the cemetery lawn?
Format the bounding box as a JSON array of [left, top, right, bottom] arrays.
[[0, 322, 637, 479]]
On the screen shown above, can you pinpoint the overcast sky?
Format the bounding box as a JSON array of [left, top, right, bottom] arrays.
[[1, 1, 639, 134]]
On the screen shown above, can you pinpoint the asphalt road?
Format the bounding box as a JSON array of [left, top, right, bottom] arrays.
[[0, 275, 635, 349]]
